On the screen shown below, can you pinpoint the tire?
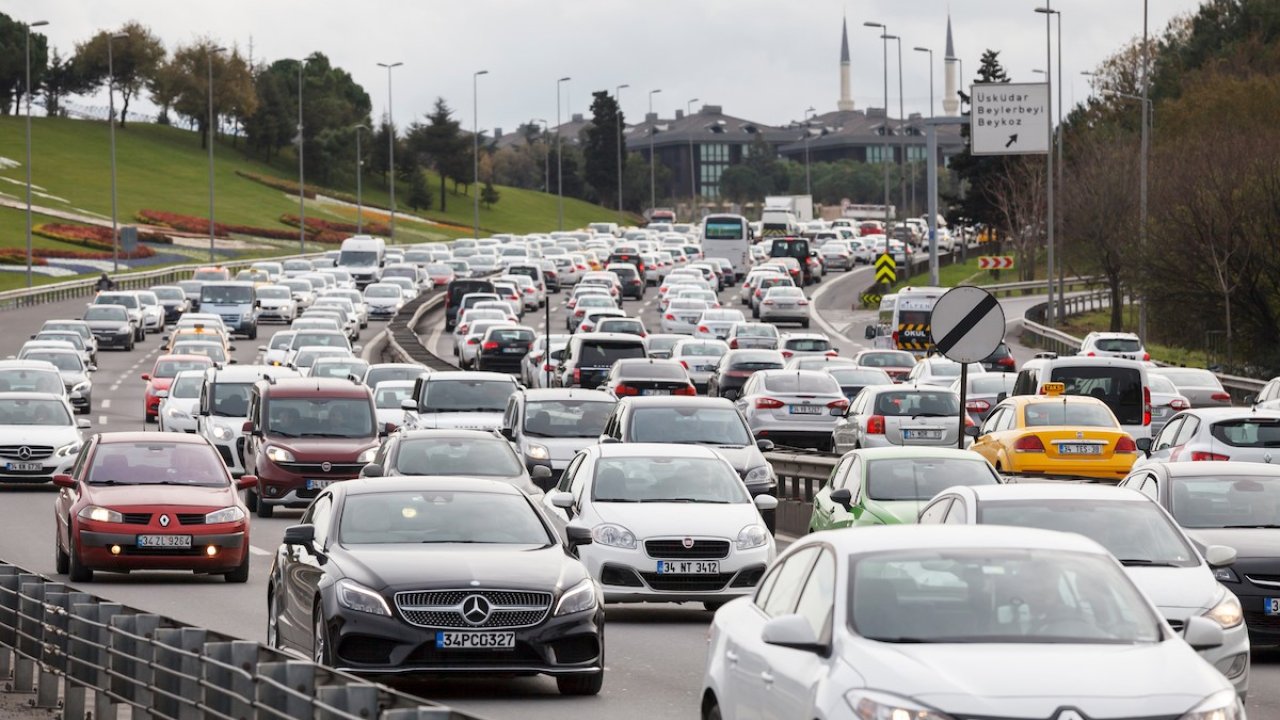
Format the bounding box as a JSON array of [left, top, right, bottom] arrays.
[[245, 488, 259, 512], [68, 534, 92, 583], [801, 319, 810, 329], [55, 523, 69, 575], [702, 601, 725, 613], [704, 700, 723, 720], [247, 325, 258, 340], [257, 501, 275, 519], [126, 337, 135, 352], [224, 553, 250, 583], [313, 606, 332, 665], [144, 413, 156, 423], [556, 669, 604, 696], [266, 590, 281, 649]]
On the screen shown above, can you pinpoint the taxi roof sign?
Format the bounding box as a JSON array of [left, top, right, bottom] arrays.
[[1042, 382, 1065, 396]]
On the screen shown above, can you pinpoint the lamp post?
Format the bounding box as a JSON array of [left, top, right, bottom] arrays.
[[648, 88, 662, 214], [686, 98, 699, 219], [864, 22, 892, 229], [24, 19, 48, 287], [914, 46, 935, 118], [883, 33, 906, 220], [802, 107, 816, 197], [472, 69, 489, 240], [556, 76, 571, 231], [206, 45, 226, 263], [354, 124, 368, 233], [107, 29, 127, 274], [1054, 9, 1065, 318], [1034, 5, 1057, 326], [534, 118, 549, 193], [377, 61, 402, 241], [615, 84, 628, 222], [296, 57, 307, 252]]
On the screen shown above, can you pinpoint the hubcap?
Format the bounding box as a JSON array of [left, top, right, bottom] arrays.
[[313, 616, 324, 662]]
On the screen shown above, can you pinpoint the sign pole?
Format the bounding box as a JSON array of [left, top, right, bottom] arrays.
[[957, 362, 968, 450], [926, 123, 939, 286]]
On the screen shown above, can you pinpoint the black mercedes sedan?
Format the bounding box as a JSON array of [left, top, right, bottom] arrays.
[[266, 476, 604, 694]]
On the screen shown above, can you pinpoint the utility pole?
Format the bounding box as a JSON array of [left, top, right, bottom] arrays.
[[687, 98, 699, 220], [107, 30, 127, 274], [206, 45, 226, 263], [864, 22, 892, 231], [648, 88, 662, 215], [24, 20, 49, 287], [354, 124, 367, 233], [556, 77, 571, 231], [615, 84, 629, 223], [377, 61, 402, 240], [473, 69, 489, 240], [296, 57, 307, 253], [1139, 0, 1150, 346], [1035, 5, 1057, 326]]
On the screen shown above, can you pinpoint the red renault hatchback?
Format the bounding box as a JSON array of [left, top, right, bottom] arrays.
[[53, 432, 256, 583]]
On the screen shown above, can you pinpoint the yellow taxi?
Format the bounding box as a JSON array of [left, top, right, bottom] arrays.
[[164, 324, 232, 354], [191, 266, 230, 283], [234, 269, 272, 287], [581, 250, 605, 272], [969, 383, 1139, 481]]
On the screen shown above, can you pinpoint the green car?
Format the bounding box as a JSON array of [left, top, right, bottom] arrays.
[[808, 447, 1001, 532]]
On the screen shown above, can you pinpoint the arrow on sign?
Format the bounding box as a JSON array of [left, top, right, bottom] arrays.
[[978, 256, 1015, 270], [874, 253, 897, 284], [1005, 134, 1018, 148]]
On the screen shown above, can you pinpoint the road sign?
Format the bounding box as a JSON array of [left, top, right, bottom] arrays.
[[928, 286, 1006, 364], [874, 253, 896, 284], [860, 292, 882, 308], [970, 82, 1050, 156], [977, 256, 1014, 270]]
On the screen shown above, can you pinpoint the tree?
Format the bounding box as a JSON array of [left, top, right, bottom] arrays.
[[621, 151, 669, 212], [718, 165, 763, 205], [162, 41, 257, 149], [481, 180, 501, 209], [0, 14, 49, 115], [491, 144, 542, 189], [74, 21, 165, 127], [405, 98, 466, 212], [990, 156, 1046, 283], [40, 49, 90, 118], [242, 65, 290, 161], [405, 158, 432, 211], [945, 50, 1013, 232], [583, 90, 624, 207]]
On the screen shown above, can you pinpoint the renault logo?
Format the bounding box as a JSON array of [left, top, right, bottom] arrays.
[[682, 537, 695, 549], [158, 514, 170, 528], [321, 461, 332, 473], [461, 595, 492, 626], [16, 446, 31, 460]]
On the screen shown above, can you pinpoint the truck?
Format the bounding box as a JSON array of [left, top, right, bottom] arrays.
[[763, 195, 814, 222]]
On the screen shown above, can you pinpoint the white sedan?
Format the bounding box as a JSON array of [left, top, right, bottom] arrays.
[[701, 524, 1245, 720]]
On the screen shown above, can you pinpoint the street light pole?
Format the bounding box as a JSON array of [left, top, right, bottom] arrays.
[[615, 84, 628, 222], [107, 30, 127, 274], [206, 45, 226, 264], [354, 124, 367, 233], [1055, 11, 1065, 316], [687, 98, 699, 219], [648, 88, 662, 215], [556, 77, 571, 231], [802, 107, 816, 197], [473, 69, 489, 240], [1139, 0, 1150, 346], [884, 34, 906, 220], [1035, 5, 1057, 326], [24, 19, 48, 288], [377, 61, 402, 241], [914, 46, 935, 118], [296, 57, 307, 253], [534, 118, 549, 193], [864, 22, 892, 230]]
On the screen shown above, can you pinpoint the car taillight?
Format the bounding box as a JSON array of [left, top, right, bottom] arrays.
[[467, 337, 480, 345], [966, 399, 990, 412], [763, 300, 774, 305], [1115, 436, 1137, 453], [825, 350, 839, 357], [1086, 351, 1096, 357], [614, 383, 639, 396], [1143, 386, 1152, 426], [998, 356, 1016, 368], [1142, 352, 1151, 361], [1211, 392, 1232, 402], [781, 350, 793, 358], [457, 324, 468, 334], [729, 339, 739, 349], [1191, 451, 1230, 462], [1169, 398, 1190, 411], [798, 300, 810, 306], [543, 362, 556, 371], [755, 397, 785, 409], [1014, 436, 1046, 452], [525, 288, 534, 294], [697, 325, 709, 333], [679, 360, 688, 369], [575, 309, 585, 317], [891, 330, 899, 344], [630, 279, 641, 285], [866, 415, 885, 434], [573, 367, 581, 383], [675, 385, 697, 396], [482, 341, 499, 351], [827, 398, 849, 411], [1037, 385, 1048, 395]]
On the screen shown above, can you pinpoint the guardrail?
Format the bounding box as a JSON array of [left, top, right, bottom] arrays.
[[764, 451, 839, 537], [382, 291, 460, 371], [0, 562, 481, 720]]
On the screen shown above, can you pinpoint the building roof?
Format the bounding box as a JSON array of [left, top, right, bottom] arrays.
[[775, 108, 964, 155], [624, 105, 796, 151]]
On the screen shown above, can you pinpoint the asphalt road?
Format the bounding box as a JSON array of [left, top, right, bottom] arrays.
[[0, 271, 1277, 720]]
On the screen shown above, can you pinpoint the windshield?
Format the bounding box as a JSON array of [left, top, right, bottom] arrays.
[[170, 375, 203, 398], [872, 390, 960, 416], [266, 397, 374, 438], [292, 332, 347, 349], [761, 373, 840, 395], [591, 456, 748, 503], [89, 442, 228, 487], [193, 270, 227, 282], [311, 361, 369, 380], [339, 491, 550, 545], [1023, 401, 1117, 428], [927, 362, 962, 378], [980, 499, 1198, 567], [152, 288, 184, 301], [578, 342, 645, 367], [284, 260, 311, 271], [201, 286, 253, 304], [257, 287, 291, 300], [36, 334, 84, 349], [0, 369, 63, 394], [866, 458, 998, 500], [627, 407, 751, 446], [172, 344, 226, 363], [522, 399, 613, 438], [828, 368, 892, 386], [269, 333, 295, 350], [1049, 366, 1144, 425], [785, 338, 831, 352], [366, 286, 401, 298], [153, 359, 211, 378], [23, 352, 81, 372], [84, 307, 126, 322], [211, 382, 252, 417], [394, 437, 524, 476], [704, 218, 746, 240], [1157, 369, 1222, 388], [850, 549, 1162, 644], [374, 384, 413, 409], [365, 367, 425, 388], [971, 375, 1017, 394], [339, 250, 379, 266], [1171, 475, 1280, 528], [676, 342, 728, 359], [422, 379, 514, 412], [96, 294, 138, 309], [0, 398, 71, 426]]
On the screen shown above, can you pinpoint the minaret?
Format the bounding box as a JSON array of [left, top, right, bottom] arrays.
[[838, 15, 855, 112], [942, 13, 960, 116]]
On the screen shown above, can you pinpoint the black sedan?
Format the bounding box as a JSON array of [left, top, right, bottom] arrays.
[[706, 349, 785, 401], [601, 358, 696, 398], [1119, 460, 1280, 647], [475, 325, 535, 374], [267, 477, 603, 694]]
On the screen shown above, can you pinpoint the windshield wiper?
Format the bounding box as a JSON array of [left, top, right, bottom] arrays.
[[431, 408, 496, 413], [1221, 524, 1280, 529], [1118, 559, 1180, 567], [865, 636, 937, 644], [87, 479, 124, 485], [911, 412, 951, 418], [268, 430, 300, 437]]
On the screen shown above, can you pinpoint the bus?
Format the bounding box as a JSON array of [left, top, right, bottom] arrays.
[[700, 213, 751, 281], [866, 286, 947, 356]]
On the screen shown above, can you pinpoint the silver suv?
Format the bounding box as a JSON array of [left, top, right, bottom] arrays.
[[196, 365, 299, 476]]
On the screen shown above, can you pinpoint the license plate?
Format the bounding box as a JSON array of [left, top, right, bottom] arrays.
[[789, 405, 821, 414], [1059, 444, 1102, 455], [904, 429, 942, 440], [435, 631, 516, 650], [307, 479, 335, 490], [714, 330, 730, 338], [1266, 598, 1280, 616], [503, 347, 525, 353], [656, 560, 720, 574], [4, 462, 41, 471], [696, 364, 716, 372], [642, 389, 671, 396], [137, 535, 192, 548]]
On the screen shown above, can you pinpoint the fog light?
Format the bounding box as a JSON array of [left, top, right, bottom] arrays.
[[110, 545, 121, 555], [206, 546, 218, 557], [266, 486, 280, 497], [1219, 652, 1249, 679]]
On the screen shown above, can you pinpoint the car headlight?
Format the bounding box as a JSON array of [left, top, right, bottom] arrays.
[[846, 690, 955, 720], [591, 523, 637, 549], [71, 380, 91, 393], [526, 443, 550, 461], [264, 446, 296, 464], [356, 447, 378, 464], [554, 578, 599, 617], [1178, 690, 1245, 720], [744, 465, 773, 484], [736, 524, 770, 550], [335, 579, 391, 617], [204, 506, 245, 524], [166, 407, 190, 420], [117, 325, 132, 333], [55, 442, 81, 458], [78, 505, 123, 523], [1213, 566, 1240, 583], [211, 424, 234, 441], [1204, 590, 1244, 629]]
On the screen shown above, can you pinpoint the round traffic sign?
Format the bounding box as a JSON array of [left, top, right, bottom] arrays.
[[927, 286, 1006, 364]]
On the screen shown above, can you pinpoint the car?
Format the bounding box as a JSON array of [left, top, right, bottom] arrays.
[[808, 447, 1000, 531], [361, 363, 428, 390], [670, 339, 730, 392], [0, 393, 88, 482], [370, 380, 415, 427], [53, 433, 255, 582], [782, 355, 856, 372], [904, 355, 984, 388], [359, 428, 545, 495], [662, 298, 711, 335], [1079, 331, 1150, 361], [918, 483, 1251, 698], [171, 340, 233, 368], [242, 377, 384, 517], [500, 388, 616, 490], [133, 291, 167, 334], [308, 357, 371, 382], [852, 348, 917, 382], [706, 349, 785, 402], [156, 369, 204, 433], [736, 369, 846, 451], [266, 477, 604, 694], [778, 333, 836, 362], [949, 371, 1018, 425], [1120, 460, 1280, 650], [980, 340, 1017, 372], [557, 333, 648, 390], [254, 285, 298, 324], [1012, 355, 1153, 441], [595, 317, 647, 339], [0, 360, 70, 400], [643, 333, 682, 360], [1148, 373, 1192, 436], [725, 322, 779, 350], [39, 320, 98, 360], [605, 263, 645, 300], [738, 269, 783, 306], [575, 308, 628, 335], [831, 383, 970, 453], [401, 371, 519, 431], [542, 443, 776, 609], [757, 287, 810, 327], [1135, 407, 1280, 467], [1154, 367, 1234, 408], [565, 295, 618, 332], [81, 304, 135, 351], [825, 366, 894, 402], [30, 331, 94, 368], [141, 354, 215, 422], [362, 282, 407, 319], [260, 331, 296, 367], [521, 335, 570, 389], [90, 291, 146, 341], [817, 240, 854, 271], [289, 346, 354, 376], [150, 285, 191, 323], [382, 276, 420, 302], [602, 358, 696, 398], [196, 364, 301, 479], [475, 325, 536, 374], [19, 348, 93, 414]]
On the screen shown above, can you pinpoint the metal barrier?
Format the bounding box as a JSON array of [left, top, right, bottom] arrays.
[[0, 562, 480, 719], [382, 291, 460, 372], [765, 451, 840, 537]]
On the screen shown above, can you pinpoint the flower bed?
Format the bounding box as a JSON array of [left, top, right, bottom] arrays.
[[235, 171, 318, 199], [0, 249, 46, 265], [33, 224, 161, 259], [279, 214, 391, 237], [137, 210, 298, 240]]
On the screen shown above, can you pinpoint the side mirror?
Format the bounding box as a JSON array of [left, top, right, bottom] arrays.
[[549, 491, 575, 510], [565, 523, 593, 548], [531, 465, 553, 480], [241, 420, 254, 434], [236, 475, 259, 491], [400, 398, 418, 411], [829, 487, 853, 510], [753, 494, 779, 511], [1204, 544, 1237, 568], [140, 373, 150, 381], [1182, 615, 1225, 651], [257, 345, 268, 352], [500, 427, 515, 441], [229, 346, 238, 352], [599, 436, 620, 444], [1135, 437, 1153, 455], [155, 390, 169, 399], [383, 422, 398, 435], [76, 418, 91, 429], [87, 364, 98, 373], [761, 614, 826, 653], [282, 524, 316, 547], [52, 474, 76, 489], [965, 425, 981, 438], [996, 392, 1008, 403], [353, 344, 363, 353], [228, 359, 239, 365], [864, 326, 876, 340], [360, 463, 385, 478], [1243, 394, 1256, 406], [756, 438, 775, 452]]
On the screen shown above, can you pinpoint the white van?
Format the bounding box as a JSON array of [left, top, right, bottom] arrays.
[[865, 286, 946, 357], [1011, 356, 1153, 440], [338, 235, 387, 289]]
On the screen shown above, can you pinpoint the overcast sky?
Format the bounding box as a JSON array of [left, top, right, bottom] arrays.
[[8, 0, 1204, 133]]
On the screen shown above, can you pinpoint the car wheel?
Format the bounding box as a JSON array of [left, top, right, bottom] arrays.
[[256, 501, 275, 519], [54, 523, 69, 575], [126, 337, 135, 352], [702, 601, 725, 613], [703, 699, 723, 720], [266, 590, 281, 648], [247, 325, 258, 340], [312, 606, 331, 665], [245, 488, 259, 512], [224, 553, 250, 583], [556, 668, 604, 696], [801, 319, 810, 329], [67, 533, 92, 583]]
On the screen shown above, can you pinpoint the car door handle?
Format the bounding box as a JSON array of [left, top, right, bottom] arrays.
[[725, 650, 739, 664], [760, 670, 774, 685]]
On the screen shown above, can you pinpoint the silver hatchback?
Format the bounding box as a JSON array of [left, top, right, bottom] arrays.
[[1134, 407, 1280, 468], [832, 384, 969, 453], [734, 369, 846, 451]]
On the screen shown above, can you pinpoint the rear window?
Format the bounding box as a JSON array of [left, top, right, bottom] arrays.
[[872, 390, 960, 417], [1048, 366, 1143, 425], [970, 375, 1016, 394], [762, 373, 840, 395], [488, 328, 534, 343], [578, 341, 646, 367], [1210, 419, 1280, 448], [898, 310, 930, 326], [784, 337, 831, 352], [617, 362, 687, 380], [737, 324, 778, 338], [1158, 369, 1223, 389], [1023, 402, 1117, 428], [1094, 337, 1142, 353], [859, 351, 915, 368]]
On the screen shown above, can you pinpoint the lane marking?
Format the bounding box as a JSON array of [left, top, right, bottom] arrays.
[[250, 546, 271, 557], [98, 416, 109, 425], [100, 399, 112, 409]]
